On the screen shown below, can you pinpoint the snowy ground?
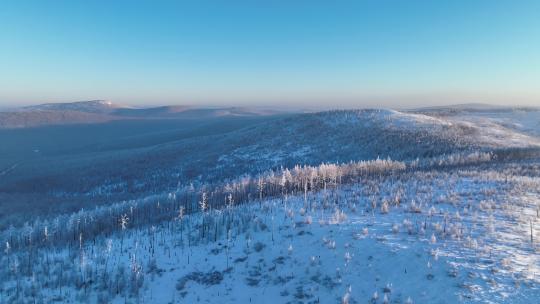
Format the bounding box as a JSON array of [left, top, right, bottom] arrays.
[[2, 162, 539, 304], [125, 169, 540, 304]]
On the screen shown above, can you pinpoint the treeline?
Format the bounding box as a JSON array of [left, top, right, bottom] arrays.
[[4, 148, 528, 254], [0, 158, 407, 253]]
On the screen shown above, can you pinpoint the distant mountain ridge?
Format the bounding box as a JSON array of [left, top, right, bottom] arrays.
[[412, 103, 540, 113], [22, 100, 127, 113], [0, 100, 286, 128], [1, 100, 537, 129]]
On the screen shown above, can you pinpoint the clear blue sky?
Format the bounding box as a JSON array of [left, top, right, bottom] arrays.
[[1, 0, 539, 108]]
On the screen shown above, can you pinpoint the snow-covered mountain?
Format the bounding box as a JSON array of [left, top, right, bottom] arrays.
[[1, 105, 539, 303], [1, 107, 539, 224]]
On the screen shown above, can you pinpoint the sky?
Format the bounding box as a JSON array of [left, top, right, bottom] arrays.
[[1, 0, 539, 109]]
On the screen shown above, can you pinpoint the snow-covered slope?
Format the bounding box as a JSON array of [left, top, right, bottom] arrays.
[[217, 109, 539, 174], [452, 109, 540, 138], [413, 106, 540, 142], [359, 109, 540, 148], [1, 159, 538, 303]]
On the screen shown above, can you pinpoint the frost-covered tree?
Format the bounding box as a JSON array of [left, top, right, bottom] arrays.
[[199, 192, 208, 213]]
